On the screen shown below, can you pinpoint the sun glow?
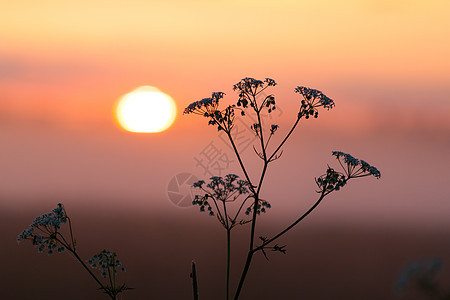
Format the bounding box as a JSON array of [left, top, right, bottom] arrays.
[[116, 86, 177, 133]]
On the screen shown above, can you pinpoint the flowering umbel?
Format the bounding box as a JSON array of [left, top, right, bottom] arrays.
[[295, 86, 335, 119], [17, 203, 69, 255], [234, 77, 277, 114], [332, 151, 381, 179], [18, 204, 131, 300], [184, 92, 223, 115], [86, 250, 131, 296], [316, 151, 381, 194], [192, 174, 249, 208], [184, 92, 236, 132], [315, 167, 347, 194], [87, 250, 126, 278], [192, 174, 253, 228]]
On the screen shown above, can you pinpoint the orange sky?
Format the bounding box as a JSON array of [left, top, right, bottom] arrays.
[[1, 0, 449, 227], [1, 0, 449, 137], [2, 3, 450, 299]]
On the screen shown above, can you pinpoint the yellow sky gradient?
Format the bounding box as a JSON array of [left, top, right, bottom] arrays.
[[2, 0, 449, 79], [1, 1, 449, 134], [1, 0, 449, 138]]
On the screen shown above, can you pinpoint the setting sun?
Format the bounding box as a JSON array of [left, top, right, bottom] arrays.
[[116, 86, 177, 133]]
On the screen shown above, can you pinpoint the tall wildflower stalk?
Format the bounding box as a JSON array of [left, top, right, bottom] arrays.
[[184, 77, 381, 299], [18, 204, 131, 299]]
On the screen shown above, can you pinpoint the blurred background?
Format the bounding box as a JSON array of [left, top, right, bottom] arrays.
[[1, 0, 449, 299]]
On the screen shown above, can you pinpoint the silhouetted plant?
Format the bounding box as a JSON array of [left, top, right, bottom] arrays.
[[397, 258, 450, 300], [184, 77, 381, 299], [17, 203, 131, 300]]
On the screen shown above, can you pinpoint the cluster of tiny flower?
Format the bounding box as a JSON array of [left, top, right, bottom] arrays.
[[184, 92, 237, 132], [87, 250, 126, 278], [332, 151, 381, 179], [30, 203, 67, 229], [208, 105, 236, 132], [233, 77, 276, 94], [316, 152, 381, 193], [234, 78, 277, 109], [17, 203, 68, 255], [194, 175, 249, 198], [17, 228, 35, 243], [250, 123, 279, 140], [250, 123, 261, 136], [295, 86, 335, 119], [183, 92, 223, 115], [192, 175, 249, 216], [192, 195, 214, 216], [360, 160, 382, 179], [245, 199, 271, 215], [264, 78, 277, 87], [35, 235, 65, 255], [270, 124, 279, 135], [332, 151, 359, 166], [315, 167, 347, 193], [263, 95, 276, 113], [209, 175, 248, 198]]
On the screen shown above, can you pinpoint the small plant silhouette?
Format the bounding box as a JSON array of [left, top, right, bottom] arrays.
[[17, 203, 131, 299], [397, 258, 450, 300], [184, 77, 381, 299]]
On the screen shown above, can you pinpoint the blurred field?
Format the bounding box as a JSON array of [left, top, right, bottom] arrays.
[[3, 204, 449, 300]]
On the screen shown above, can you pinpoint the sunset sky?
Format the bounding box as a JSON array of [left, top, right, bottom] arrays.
[[1, 1, 449, 299]]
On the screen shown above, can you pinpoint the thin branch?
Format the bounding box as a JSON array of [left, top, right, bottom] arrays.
[[268, 116, 301, 162], [226, 132, 256, 194], [66, 215, 76, 250], [65, 247, 114, 299], [232, 195, 252, 223], [254, 191, 326, 252], [234, 191, 328, 299]]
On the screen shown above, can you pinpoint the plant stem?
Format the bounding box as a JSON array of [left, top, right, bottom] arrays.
[[67, 248, 114, 299], [234, 192, 326, 299], [247, 107, 270, 253], [226, 132, 255, 194], [226, 228, 231, 300], [233, 194, 259, 300], [232, 94, 303, 299], [66, 216, 76, 250], [233, 251, 253, 300], [233, 107, 268, 300], [221, 200, 231, 300], [191, 261, 199, 300]]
